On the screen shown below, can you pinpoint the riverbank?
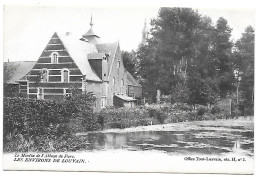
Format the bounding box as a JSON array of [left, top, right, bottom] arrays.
[[77, 116, 254, 135]]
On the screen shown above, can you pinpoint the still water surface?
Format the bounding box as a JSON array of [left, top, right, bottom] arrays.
[[79, 120, 254, 157]]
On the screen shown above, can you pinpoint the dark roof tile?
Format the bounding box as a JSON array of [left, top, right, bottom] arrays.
[[125, 70, 141, 87], [4, 61, 36, 84]]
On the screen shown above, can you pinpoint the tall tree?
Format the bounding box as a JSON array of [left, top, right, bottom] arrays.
[[121, 50, 138, 78], [211, 17, 234, 97], [138, 7, 220, 104], [138, 8, 212, 95], [233, 26, 254, 115]]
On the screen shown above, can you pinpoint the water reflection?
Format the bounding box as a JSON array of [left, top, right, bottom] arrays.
[[81, 123, 254, 156]]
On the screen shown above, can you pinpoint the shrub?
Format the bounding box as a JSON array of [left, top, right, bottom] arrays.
[[97, 114, 105, 130], [167, 111, 196, 123], [244, 107, 254, 116], [99, 107, 151, 129], [243, 101, 254, 116], [178, 103, 192, 112], [169, 103, 192, 113], [211, 106, 221, 114], [197, 107, 207, 116], [161, 95, 171, 103], [149, 108, 157, 118], [232, 108, 241, 118], [3, 92, 95, 152], [148, 108, 168, 124], [155, 110, 167, 124]]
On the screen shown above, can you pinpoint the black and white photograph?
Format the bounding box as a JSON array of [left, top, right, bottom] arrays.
[[2, 1, 256, 175]]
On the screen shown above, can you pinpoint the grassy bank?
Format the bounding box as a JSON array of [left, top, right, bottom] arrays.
[[96, 103, 233, 131]]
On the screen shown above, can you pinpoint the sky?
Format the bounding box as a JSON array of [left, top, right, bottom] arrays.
[[3, 5, 255, 62]]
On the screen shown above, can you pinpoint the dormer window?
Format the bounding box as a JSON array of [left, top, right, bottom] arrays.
[[117, 61, 120, 69], [51, 52, 59, 63]]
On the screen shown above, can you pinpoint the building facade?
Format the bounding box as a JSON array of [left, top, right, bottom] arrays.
[[5, 17, 142, 111]]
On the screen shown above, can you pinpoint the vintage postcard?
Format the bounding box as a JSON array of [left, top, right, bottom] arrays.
[[2, 2, 255, 174]]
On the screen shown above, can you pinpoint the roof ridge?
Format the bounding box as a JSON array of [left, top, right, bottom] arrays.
[[56, 32, 101, 82], [125, 69, 141, 87], [96, 42, 118, 44], [108, 42, 119, 79]]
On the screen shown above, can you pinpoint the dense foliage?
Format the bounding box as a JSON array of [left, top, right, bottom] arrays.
[[98, 107, 151, 129], [133, 7, 254, 115], [121, 50, 139, 78], [3, 92, 97, 152]]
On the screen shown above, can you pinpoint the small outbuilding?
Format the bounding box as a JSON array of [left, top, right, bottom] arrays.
[[113, 95, 137, 108]]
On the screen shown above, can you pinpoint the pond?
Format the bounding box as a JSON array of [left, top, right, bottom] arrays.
[[79, 119, 254, 157]]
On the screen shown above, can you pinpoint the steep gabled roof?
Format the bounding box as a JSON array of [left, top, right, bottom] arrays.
[[4, 61, 36, 84], [125, 70, 142, 87], [6, 32, 127, 84], [95, 43, 118, 60], [57, 33, 102, 82], [95, 42, 118, 78]]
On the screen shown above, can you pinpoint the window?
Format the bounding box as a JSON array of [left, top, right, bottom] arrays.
[[37, 88, 44, 100], [51, 52, 59, 63], [113, 77, 115, 85], [121, 79, 124, 87], [117, 61, 120, 69], [101, 98, 106, 108], [121, 79, 124, 95], [41, 69, 48, 82], [82, 82, 87, 92], [62, 69, 69, 82]]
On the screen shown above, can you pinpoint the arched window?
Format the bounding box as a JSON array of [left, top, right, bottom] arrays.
[[62, 69, 69, 82], [51, 52, 59, 63], [41, 69, 48, 82], [117, 61, 120, 69]]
